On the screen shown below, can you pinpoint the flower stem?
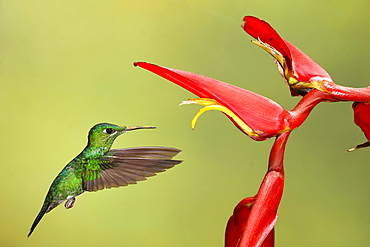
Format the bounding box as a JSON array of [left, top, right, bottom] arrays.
[[288, 89, 334, 129], [268, 131, 291, 174]]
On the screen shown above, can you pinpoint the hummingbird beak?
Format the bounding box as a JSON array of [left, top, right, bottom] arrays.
[[123, 126, 156, 132]]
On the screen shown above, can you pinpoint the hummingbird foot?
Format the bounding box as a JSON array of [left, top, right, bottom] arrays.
[[65, 196, 76, 209]]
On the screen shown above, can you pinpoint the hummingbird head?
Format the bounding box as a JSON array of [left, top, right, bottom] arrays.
[[87, 123, 156, 150]]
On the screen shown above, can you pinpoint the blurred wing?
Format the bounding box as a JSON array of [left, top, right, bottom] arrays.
[[84, 147, 182, 192]]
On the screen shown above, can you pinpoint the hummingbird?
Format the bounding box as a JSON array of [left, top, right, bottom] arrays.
[[28, 123, 182, 237]]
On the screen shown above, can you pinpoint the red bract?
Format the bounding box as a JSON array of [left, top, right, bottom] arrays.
[[349, 102, 370, 151], [242, 16, 332, 96], [243, 15, 370, 150], [237, 171, 282, 247], [225, 197, 275, 247], [135, 62, 289, 141], [134, 62, 328, 142], [243, 16, 332, 86], [225, 197, 256, 247], [242, 16, 370, 101]]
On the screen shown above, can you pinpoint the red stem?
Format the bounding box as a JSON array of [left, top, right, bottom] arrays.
[[288, 89, 335, 130], [268, 131, 291, 174], [321, 82, 370, 102]]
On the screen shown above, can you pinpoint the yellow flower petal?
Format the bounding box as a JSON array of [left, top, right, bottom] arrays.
[[180, 98, 260, 137]]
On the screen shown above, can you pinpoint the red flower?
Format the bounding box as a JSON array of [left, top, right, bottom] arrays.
[[242, 16, 332, 96], [349, 102, 370, 151], [242, 16, 370, 150], [134, 62, 327, 142], [242, 16, 370, 101], [134, 62, 323, 246]]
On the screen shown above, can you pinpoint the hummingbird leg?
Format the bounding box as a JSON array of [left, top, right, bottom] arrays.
[[65, 196, 76, 209]]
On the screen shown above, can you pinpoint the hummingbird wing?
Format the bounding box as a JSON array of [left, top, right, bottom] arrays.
[[84, 146, 182, 192]]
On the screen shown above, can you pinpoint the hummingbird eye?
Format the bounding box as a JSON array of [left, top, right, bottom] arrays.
[[103, 128, 115, 134]]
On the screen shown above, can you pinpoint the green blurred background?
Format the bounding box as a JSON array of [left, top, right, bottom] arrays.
[[1, 1, 369, 246]]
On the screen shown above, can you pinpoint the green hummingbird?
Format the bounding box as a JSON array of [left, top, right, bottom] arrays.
[[28, 123, 182, 237]]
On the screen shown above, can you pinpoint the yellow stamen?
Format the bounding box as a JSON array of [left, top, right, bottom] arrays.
[[180, 98, 259, 137], [252, 40, 297, 80], [252, 40, 285, 69]]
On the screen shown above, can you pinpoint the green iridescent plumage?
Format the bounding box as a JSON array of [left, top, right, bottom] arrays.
[[28, 123, 182, 237]]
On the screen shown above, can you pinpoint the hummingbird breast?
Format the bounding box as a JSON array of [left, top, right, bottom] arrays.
[[46, 164, 85, 207]]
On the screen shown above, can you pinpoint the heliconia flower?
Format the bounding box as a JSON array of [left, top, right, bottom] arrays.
[[135, 62, 290, 141], [242, 16, 332, 97], [134, 62, 328, 142], [242, 16, 370, 102], [243, 16, 370, 150], [349, 102, 370, 151]]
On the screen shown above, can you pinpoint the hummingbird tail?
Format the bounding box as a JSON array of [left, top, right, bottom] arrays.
[[27, 203, 50, 238]]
